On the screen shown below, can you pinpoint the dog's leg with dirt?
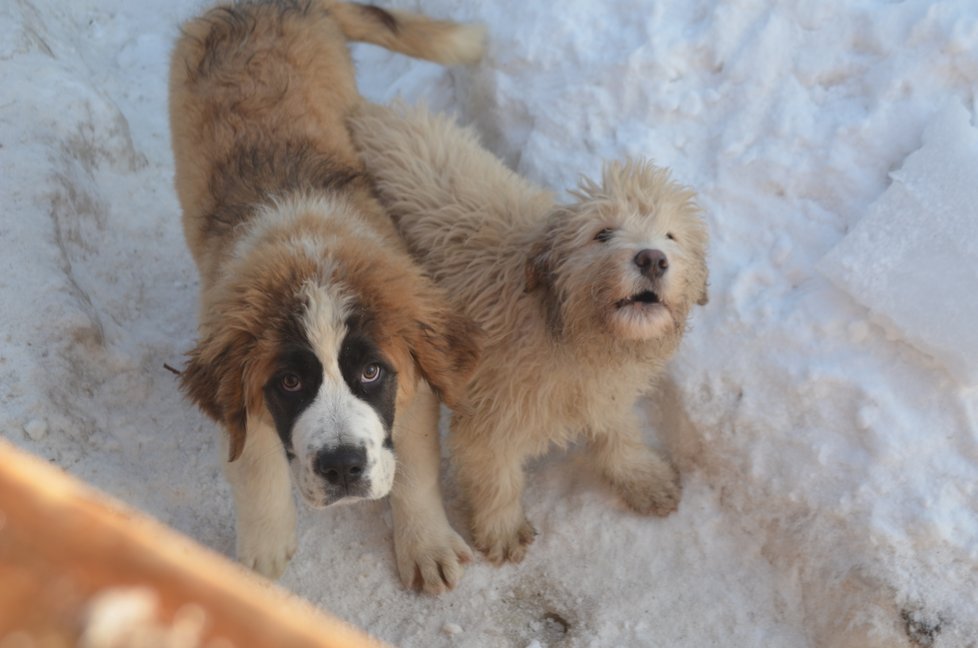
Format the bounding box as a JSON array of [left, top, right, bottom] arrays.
[[389, 382, 472, 594], [588, 410, 681, 516], [222, 418, 297, 579]]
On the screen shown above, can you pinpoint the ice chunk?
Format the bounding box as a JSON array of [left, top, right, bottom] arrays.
[[24, 418, 48, 441], [819, 101, 978, 385]]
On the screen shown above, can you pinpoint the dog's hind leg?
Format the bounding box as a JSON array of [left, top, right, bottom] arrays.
[[451, 417, 537, 564], [390, 382, 472, 595], [222, 417, 297, 579], [588, 411, 681, 517]]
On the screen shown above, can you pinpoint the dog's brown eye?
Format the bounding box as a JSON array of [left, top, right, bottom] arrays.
[[281, 373, 302, 392], [360, 363, 382, 384], [594, 228, 614, 243], [666, 232, 676, 241]]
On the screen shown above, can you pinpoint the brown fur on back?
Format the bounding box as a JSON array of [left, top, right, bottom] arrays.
[[204, 140, 367, 247], [171, 1, 369, 287], [171, 1, 484, 287]]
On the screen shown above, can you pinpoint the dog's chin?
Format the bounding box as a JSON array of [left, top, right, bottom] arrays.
[[611, 290, 675, 340], [304, 492, 369, 509], [296, 483, 375, 510], [289, 460, 391, 510]]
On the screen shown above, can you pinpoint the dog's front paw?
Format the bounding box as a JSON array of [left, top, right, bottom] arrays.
[[473, 517, 537, 565], [236, 515, 298, 580], [614, 459, 682, 517], [395, 521, 473, 595]]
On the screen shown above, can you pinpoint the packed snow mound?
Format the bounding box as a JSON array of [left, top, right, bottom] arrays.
[[820, 101, 978, 385], [2, 0, 977, 647]]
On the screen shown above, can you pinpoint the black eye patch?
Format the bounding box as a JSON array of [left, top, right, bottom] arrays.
[[339, 322, 397, 436], [264, 345, 323, 452]]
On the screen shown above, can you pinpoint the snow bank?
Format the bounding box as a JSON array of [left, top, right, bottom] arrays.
[[2, 0, 977, 646], [820, 101, 978, 385]]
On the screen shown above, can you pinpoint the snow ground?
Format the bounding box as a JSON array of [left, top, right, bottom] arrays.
[[2, 0, 977, 646]]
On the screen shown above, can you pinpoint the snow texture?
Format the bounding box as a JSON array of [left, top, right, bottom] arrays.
[[820, 101, 978, 386], [2, 0, 977, 647]]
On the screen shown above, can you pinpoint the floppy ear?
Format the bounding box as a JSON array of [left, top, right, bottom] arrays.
[[411, 309, 482, 409], [180, 332, 255, 462], [523, 230, 566, 336]]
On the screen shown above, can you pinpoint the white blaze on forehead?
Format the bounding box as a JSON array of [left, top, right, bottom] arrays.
[[299, 282, 350, 383]]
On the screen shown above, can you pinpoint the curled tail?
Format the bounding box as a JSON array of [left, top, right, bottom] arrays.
[[328, 2, 486, 65]]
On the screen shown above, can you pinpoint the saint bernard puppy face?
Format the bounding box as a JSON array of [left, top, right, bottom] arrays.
[[263, 284, 397, 507], [181, 213, 481, 508]]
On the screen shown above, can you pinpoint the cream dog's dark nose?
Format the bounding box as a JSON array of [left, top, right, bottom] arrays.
[[634, 249, 668, 279]]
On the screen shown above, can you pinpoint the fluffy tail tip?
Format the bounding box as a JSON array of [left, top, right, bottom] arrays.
[[443, 22, 488, 65]]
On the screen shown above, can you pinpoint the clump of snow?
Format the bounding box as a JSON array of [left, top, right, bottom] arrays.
[[820, 101, 978, 385], [2, 0, 977, 647], [24, 418, 48, 441], [441, 622, 463, 637]]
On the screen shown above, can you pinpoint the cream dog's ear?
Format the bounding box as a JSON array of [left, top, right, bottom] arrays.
[[523, 230, 567, 337], [697, 282, 709, 306], [524, 238, 551, 293], [411, 308, 483, 409], [525, 215, 563, 294], [695, 249, 710, 306]]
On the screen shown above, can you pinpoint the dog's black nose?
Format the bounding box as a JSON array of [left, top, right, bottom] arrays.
[[315, 445, 366, 488], [634, 249, 669, 279]]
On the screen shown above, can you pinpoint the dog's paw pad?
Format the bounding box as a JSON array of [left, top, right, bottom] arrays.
[[646, 481, 682, 516], [618, 471, 682, 517], [239, 540, 296, 580], [396, 527, 472, 595], [237, 524, 297, 580], [477, 518, 537, 565]]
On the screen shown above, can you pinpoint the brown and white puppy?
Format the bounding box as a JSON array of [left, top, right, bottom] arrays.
[[350, 103, 709, 564], [169, 2, 484, 592]]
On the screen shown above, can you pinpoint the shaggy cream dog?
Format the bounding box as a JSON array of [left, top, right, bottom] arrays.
[[350, 104, 709, 563]]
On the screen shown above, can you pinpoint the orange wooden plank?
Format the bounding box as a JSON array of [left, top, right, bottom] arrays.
[[0, 439, 385, 648]]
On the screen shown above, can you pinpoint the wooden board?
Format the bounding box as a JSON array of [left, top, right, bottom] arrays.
[[0, 439, 384, 647]]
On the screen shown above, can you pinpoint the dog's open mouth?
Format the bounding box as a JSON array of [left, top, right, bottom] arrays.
[[616, 290, 661, 308]]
